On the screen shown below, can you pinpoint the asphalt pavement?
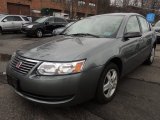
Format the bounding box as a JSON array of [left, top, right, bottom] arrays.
[[0, 33, 160, 120]]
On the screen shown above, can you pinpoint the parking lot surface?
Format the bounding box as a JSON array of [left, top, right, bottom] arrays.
[[0, 33, 160, 120]]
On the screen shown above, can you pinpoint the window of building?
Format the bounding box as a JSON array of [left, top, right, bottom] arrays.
[[66, 0, 71, 4], [78, 1, 86, 6], [89, 3, 96, 7], [51, 0, 62, 3]]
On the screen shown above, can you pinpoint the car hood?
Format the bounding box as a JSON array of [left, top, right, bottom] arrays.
[[17, 36, 115, 61], [23, 22, 41, 27]]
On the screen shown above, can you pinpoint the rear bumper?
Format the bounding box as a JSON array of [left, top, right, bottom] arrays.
[[6, 62, 103, 106]]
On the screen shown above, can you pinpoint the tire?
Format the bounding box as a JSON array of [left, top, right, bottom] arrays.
[[26, 34, 32, 37], [36, 29, 43, 38], [145, 47, 155, 65], [96, 63, 119, 104], [0, 27, 2, 35]]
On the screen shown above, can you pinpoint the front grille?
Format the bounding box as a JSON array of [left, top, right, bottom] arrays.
[[10, 55, 38, 75]]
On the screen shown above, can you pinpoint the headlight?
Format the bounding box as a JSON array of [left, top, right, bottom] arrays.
[[37, 60, 86, 75], [11, 52, 16, 58], [27, 25, 33, 28]]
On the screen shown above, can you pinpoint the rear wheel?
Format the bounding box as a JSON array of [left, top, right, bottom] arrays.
[[96, 63, 119, 104], [145, 47, 155, 65], [36, 29, 43, 38]]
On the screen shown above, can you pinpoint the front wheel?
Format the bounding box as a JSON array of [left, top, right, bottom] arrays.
[[0, 28, 2, 35], [96, 63, 119, 104], [145, 47, 155, 65], [36, 29, 43, 38]]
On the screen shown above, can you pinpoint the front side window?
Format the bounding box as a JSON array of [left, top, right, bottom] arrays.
[[138, 16, 150, 33], [126, 16, 140, 33], [3, 16, 14, 22], [35, 17, 48, 23], [63, 15, 124, 38], [47, 17, 54, 23]]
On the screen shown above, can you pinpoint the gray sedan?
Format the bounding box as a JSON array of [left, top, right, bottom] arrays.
[[7, 13, 156, 106]]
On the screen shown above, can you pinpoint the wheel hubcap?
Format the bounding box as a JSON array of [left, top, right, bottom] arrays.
[[103, 69, 118, 98], [37, 31, 42, 37], [150, 48, 155, 62]]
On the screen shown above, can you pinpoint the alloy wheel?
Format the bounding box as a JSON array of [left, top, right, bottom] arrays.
[[103, 69, 118, 98], [37, 30, 43, 38]]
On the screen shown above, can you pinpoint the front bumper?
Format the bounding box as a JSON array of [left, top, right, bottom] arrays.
[[6, 62, 103, 106], [21, 27, 36, 35]]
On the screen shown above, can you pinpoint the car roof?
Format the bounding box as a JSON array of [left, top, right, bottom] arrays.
[[0, 15, 27, 17], [89, 13, 142, 19], [42, 16, 66, 19]]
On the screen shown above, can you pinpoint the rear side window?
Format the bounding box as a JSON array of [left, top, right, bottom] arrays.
[[138, 16, 150, 33], [126, 16, 140, 33], [54, 18, 66, 23], [3, 16, 14, 21], [14, 16, 22, 21], [22, 17, 29, 21]]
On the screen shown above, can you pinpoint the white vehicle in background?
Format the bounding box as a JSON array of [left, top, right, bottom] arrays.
[[0, 15, 30, 35]]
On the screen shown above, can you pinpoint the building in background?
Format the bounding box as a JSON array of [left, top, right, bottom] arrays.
[[0, 0, 97, 19], [96, 0, 110, 14]]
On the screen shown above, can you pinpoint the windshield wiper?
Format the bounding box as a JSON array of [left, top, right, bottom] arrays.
[[69, 33, 100, 38]]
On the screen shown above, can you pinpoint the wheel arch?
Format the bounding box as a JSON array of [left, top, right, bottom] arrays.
[[104, 57, 123, 77]]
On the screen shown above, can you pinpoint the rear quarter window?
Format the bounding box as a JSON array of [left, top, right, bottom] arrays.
[[22, 17, 29, 21]]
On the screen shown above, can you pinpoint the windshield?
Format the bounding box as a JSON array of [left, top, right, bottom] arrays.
[[0, 15, 4, 19], [35, 17, 48, 23], [155, 22, 160, 27], [66, 22, 74, 28], [63, 15, 124, 38]]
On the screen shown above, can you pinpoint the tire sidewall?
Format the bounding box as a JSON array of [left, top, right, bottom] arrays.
[[150, 47, 155, 63], [145, 47, 155, 65], [0, 27, 2, 35], [96, 63, 120, 103]]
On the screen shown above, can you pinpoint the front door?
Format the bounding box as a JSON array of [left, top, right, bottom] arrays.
[[45, 17, 55, 33], [121, 16, 142, 74], [1, 16, 14, 30], [137, 16, 153, 63]]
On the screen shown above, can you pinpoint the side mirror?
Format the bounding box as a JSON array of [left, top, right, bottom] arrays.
[[44, 21, 49, 25], [3, 19, 7, 22], [124, 32, 142, 40]]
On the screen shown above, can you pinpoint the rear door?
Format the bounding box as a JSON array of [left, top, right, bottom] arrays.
[[54, 18, 67, 28], [1, 16, 14, 30], [13, 16, 23, 30], [137, 16, 153, 62], [122, 16, 142, 74]]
